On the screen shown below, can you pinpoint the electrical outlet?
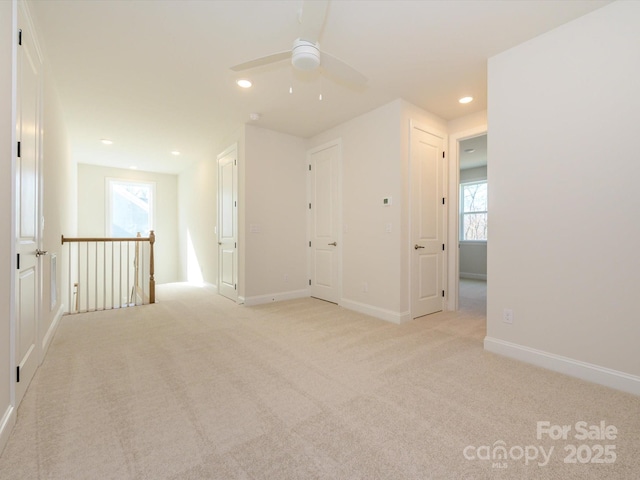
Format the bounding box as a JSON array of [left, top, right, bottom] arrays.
[[503, 308, 514, 324]]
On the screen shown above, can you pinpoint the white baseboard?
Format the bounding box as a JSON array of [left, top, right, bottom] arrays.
[[243, 289, 309, 307], [460, 272, 487, 280], [41, 304, 64, 360], [484, 336, 640, 396], [0, 404, 16, 458], [340, 299, 410, 324]]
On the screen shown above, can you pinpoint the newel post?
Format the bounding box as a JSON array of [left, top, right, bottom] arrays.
[[149, 230, 155, 304]]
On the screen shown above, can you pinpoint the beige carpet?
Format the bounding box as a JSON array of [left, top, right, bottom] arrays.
[[0, 283, 638, 479]]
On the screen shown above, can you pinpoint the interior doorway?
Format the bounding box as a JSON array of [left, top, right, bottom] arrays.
[[446, 128, 487, 312], [457, 134, 487, 314]]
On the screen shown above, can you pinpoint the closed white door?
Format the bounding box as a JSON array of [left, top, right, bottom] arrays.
[[218, 145, 238, 301], [309, 142, 340, 304], [411, 124, 446, 318], [15, 11, 42, 406]]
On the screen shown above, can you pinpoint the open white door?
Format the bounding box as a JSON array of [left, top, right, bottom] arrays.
[[217, 144, 238, 302], [309, 141, 341, 304], [410, 123, 446, 318], [15, 8, 43, 406]]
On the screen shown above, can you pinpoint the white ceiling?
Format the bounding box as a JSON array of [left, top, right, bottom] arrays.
[[28, 0, 611, 175], [460, 134, 487, 171]]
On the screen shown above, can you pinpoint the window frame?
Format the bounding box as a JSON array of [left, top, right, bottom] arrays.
[[459, 179, 488, 243], [105, 177, 156, 238]]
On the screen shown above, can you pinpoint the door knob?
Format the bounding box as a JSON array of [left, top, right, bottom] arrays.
[[35, 249, 48, 257], [328, 242, 337, 246], [414, 244, 425, 250]]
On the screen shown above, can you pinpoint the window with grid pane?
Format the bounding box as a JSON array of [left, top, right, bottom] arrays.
[[460, 181, 487, 241]]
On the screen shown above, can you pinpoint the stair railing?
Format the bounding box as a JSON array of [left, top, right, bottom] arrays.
[[61, 231, 155, 314]]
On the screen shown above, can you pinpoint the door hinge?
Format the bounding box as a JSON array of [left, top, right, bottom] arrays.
[[442, 290, 445, 298], [309, 279, 311, 286], [442, 151, 445, 158], [17, 141, 21, 158], [16, 366, 20, 383], [308, 164, 311, 171], [234, 284, 237, 290], [234, 200, 237, 207], [442, 244, 445, 251], [234, 242, 237, 248], [309, 241, 311, 247], [16, 253, 20, 270], [18, 29, 22, 46], [308, 203, 311, 209], [442, 197, 445, 205]]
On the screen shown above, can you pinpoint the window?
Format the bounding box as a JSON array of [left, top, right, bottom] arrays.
[[460, 181, 487, 241], [107, 179, 155, 237]]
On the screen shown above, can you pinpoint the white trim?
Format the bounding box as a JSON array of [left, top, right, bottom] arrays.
[[243, 289, 309, 306], [40, 303, 63, 360], [0, 404, 16, 457], [340, 298, 411, 324], [484, 337, 640, 396], [460, 273, 487, 281], [447, 126, 487, 311]]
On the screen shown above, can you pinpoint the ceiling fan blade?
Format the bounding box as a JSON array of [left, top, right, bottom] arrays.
[[230, 51, 291, 72], [299, 0, 328, 43], [321, 51, 367, 87]]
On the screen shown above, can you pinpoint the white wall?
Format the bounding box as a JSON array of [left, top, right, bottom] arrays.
[[41, 68, 75, 354], [309, 101, 404, 319], [0, 0, 17, 456], [242, 125, 307, 303], [486, 0, 640, 393], [177, 156, 218, 285], [308, 99, 447, 322], [76, 164, 179, 284]]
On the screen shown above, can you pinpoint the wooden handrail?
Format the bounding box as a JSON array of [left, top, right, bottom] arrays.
[[62, 235, 151, 243]]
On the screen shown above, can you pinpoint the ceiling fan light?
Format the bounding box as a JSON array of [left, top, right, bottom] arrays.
[[292, 39, 320, 71]]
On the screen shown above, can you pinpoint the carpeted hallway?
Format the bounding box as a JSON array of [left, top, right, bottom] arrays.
[[0, 283, 637, 479]]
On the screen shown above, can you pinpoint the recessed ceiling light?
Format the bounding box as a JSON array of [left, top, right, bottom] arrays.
[[464, 148, 475, 153], [101, 139, 113, 145], [459, 96, 473, 104], [236, 79, 252, 88], [171, 151, 181, 156]]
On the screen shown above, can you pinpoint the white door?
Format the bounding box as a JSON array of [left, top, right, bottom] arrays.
[[411, 124, 446, 318], [15, 11, 42, 406], [217, 145, 238, 301], [309, 141, 340, 304]]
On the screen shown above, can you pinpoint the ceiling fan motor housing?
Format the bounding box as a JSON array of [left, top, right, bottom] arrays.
[[292, 38, 321, 71]]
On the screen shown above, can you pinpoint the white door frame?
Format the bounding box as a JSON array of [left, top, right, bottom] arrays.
[[446, 125, 487, 311], [307, 139, 342, 303]]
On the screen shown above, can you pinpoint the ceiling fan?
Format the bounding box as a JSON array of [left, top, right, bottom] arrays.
[[230, 0, 367, 87]]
